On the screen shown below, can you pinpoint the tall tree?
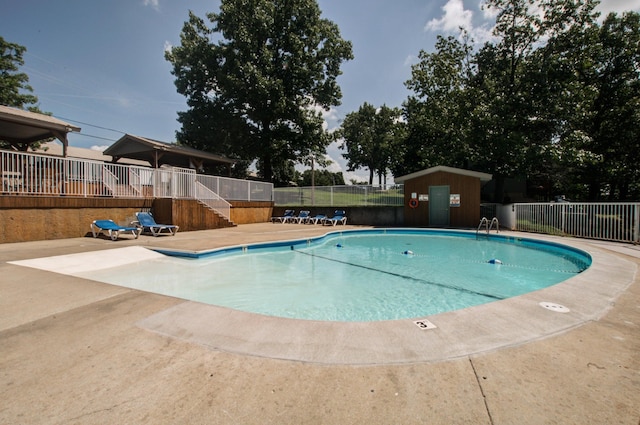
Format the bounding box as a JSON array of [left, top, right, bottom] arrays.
[[0, 36, 50, 151], [338, 103, 403, 184], [399, 34, 474, 177], [166, 0, 353, 184], [0, 37, 38, 109], [465, 0, 550, 202], [529, 4, 640, 200], [563, 11, 640, 200]]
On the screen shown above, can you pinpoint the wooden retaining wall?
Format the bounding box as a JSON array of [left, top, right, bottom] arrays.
[[152, 199, 274, 231], [0, 196, 274, 244]]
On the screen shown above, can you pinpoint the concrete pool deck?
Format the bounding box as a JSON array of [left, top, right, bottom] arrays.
[[1, 223, 639, 424]]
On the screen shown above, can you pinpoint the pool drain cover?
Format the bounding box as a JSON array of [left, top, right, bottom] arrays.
[[539, 302, 570, 313], [414, 319, 437, 330]]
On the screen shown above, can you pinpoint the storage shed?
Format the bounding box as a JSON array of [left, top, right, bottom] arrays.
[[395, 166, 492, 227]]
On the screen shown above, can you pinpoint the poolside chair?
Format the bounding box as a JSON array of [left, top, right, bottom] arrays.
[[91, 220, 141, 241], [305, 214, 326, 224], [133, 212, 179, 236], [289, 210, 310, 224], [271, 209, 295, 223], [322, 210, 347, 226]]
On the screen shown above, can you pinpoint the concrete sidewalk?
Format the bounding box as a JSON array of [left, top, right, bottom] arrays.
[[1, 224, 639, 424]]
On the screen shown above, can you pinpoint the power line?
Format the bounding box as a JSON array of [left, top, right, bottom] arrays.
[[71, 133, 119, 142], [55, 116, 125, 134]]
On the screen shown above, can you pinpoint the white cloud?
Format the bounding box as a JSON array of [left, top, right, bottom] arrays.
[[306, 103, 340, 132], [404, 54, 419, 67], [90, 145, 110, 151], [143, 0, 159, 11], [321, 154, 342, 174], [597, 0, 640, 16], [424, 0, 500, 46], [468, 24, 496, 45], [479, 0, 498, 20], [425, 0, 495, 46], [321, 106, 340, 132], [426, 0, 473, 33], [163, 41, 173, 54]]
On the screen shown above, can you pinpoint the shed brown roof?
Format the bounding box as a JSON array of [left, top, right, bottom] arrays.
[[395, 165, 493, 183]]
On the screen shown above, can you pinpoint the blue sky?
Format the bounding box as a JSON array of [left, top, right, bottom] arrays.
[[2, 0, 639, 183]]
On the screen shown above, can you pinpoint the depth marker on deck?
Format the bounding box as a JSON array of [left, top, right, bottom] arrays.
[[414, 319, 437, 330]]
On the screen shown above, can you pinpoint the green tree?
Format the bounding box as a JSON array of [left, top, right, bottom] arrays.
[[563, 11, 640, 200], [0, 36, 49, 151], [528, 4, 639, 200], [339, 103, 404, 184], [0, 37, 38, 108], [515, 0, 601, 200], [166, 0, 353, 185], [399, 34, 474, 177], [465, 0, 552, 202], [299, 169, 344, 186]]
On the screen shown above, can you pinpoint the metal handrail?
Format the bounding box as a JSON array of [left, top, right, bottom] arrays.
[[477, 217, 489, 236], [477, 216, 499, 238], [490, 217, 500, 233], [195, 180, 231, 221]]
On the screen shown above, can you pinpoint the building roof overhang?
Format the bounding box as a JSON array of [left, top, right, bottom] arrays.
[[0, 105, 81, 155], [394, 165, 493, 183], [103, 134, 235, 169]]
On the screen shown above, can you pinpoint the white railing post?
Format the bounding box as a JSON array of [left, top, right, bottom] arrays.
[[171, 168, 175, 198], [633, 203, 640, 243], [84, 161, 88, 197]]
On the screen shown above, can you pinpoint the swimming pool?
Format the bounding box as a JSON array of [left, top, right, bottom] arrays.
[[74, 229, 591, 322]]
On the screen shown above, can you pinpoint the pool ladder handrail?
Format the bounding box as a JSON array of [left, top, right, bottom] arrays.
[[476, 216, 499, 238]]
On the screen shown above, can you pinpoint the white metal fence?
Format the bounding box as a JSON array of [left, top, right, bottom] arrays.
[[0, 149, 273, 208], [196, 174, 273, 202], [513, 202, 640, 244], [274, 184, 404, 206]]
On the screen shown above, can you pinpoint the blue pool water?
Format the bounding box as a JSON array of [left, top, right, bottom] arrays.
[[77, 229, 591, 322]]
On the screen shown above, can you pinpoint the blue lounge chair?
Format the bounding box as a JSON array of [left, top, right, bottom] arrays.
[[322, 210, 347, 226], [271, 209, 295, 223], [289, 210, 310, 224], [91, 220, 141, 241], [305, 214, 326, 224], [133, 212, 179, 236]]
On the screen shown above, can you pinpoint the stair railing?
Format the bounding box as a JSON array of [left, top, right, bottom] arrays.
[[194, 180, 231, 221]]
